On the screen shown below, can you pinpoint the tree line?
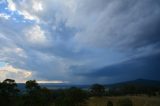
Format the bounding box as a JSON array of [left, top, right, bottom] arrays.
[[0, 79, 160, 106], [0, 79, 106, 106]]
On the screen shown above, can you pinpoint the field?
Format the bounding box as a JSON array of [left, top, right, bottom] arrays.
[[87, 96, 160, 106]]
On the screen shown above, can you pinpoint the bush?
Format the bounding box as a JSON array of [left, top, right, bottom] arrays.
[[90, 84, 105, 96], [55, 87, 88, 106]]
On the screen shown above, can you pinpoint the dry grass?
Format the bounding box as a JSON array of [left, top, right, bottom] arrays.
[[87, 96, 160, 106]]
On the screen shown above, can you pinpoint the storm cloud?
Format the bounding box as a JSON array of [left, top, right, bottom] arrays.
[[0, 0, 160, 84], [79, 52, 160, 84]]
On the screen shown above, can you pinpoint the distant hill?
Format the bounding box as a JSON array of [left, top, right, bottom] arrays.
[[17, 83, 89, 91], [17, 79, 160, 91], [106, 79, 160, 88]]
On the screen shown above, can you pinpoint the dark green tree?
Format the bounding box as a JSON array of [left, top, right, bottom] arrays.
[[22, 80, 54, 106], [0, 79, 19, 106], [25, 80, 40, 92], [38, 87, 54, 106], [90, 84, 105, 96], [22, 80, 41, 106], [55, 87, 88, 106]]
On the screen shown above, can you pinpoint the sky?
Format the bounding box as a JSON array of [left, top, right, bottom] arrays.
[[0, 0, 160, 84]]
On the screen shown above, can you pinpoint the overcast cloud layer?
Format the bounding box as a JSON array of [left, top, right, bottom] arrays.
[[0, 0, 160, 84]]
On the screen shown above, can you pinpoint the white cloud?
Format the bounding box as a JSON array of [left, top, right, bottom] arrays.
[[0, 13, 10, 19], [19, 10, 39, 21], [7, 0, 40, 22], [0, 64, 32, 83], [6, 0, 75, 24], [0, 46, 27, 59], [25, 25, 48, 45], [32, 1, 43, 12], [7, 0, 16, 11]]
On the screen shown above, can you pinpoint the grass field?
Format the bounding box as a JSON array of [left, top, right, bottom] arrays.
[[87, 96, 160, 106]]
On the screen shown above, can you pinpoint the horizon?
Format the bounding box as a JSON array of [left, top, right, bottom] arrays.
[[0, 0, 160, 84], [1, 78, 160, 85]]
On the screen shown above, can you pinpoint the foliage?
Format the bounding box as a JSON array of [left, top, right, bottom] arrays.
[[25, 80, 40, 92], [0, 78, 159, 106], [90, 84, 105, 96], [55, 87, 88, 106], [22, 80, 54, 106], [0, 79, 19, 106], [109, 84, 160, 96]]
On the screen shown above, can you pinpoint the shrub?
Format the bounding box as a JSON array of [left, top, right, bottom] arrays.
[[90, 84, 105, 96]]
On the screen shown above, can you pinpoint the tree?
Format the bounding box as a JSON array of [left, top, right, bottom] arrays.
[[22, 80, 41, 106], [2, 79, 19, 94], [22, 80, 54, 106], [55, 87, 88, 106], [25, 80, 40, 92], [38, 87, 54, 106], [90, 84, 105, 96], [0, 79, 19, 106]]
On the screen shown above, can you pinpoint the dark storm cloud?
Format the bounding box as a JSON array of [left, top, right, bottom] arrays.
[[127, 10, 160, 50], [74, 0, 160, 52], [81, 52, 160, 82], [0, 0, 160, 83]]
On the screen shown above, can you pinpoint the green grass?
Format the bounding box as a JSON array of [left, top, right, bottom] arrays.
[[87, 96, 160, 106]]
